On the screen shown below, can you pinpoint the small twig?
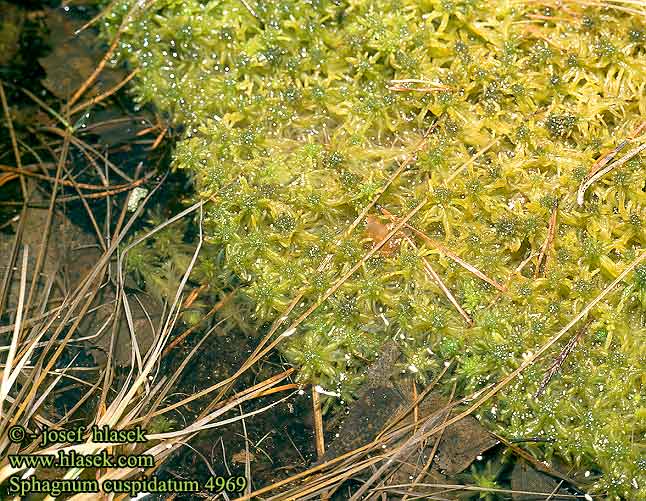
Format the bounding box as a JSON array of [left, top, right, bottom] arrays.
[[60, 158, 107, 252], [577, 142, 646, 205], [401, 382, 456, 501], [0, 81, 27, 197], [161, 290, 236, 357], [490, 431, 578, 486], [402, 233, 473, 325], [67, 0, 145, 107], [312, 386, 326, 458], [42, 126, 133, 182], [20, 87, 74, 132], [0, 164, 140, 191], [412, 381, 418, 431], [381, 207, 507, 293], [526, 13, 573, 21], [70, 68, 140, 115], [546, 480, 566, 501], [445, 138, 499, 184], [73, 0, 122, 34], [312, 386, 330, 501], [239, 404, 252, 498], [55, 175, 155, 202], [388, 85, 451, 93], [182, 284, 208, 309], [150, 125, 169, 150], [534, 320, 591, 398], [534, 202, 558, 278], [628, 120, 646, 139], [388, 79, 451, 92]]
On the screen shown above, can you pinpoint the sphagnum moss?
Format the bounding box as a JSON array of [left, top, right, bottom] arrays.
[[105, 0, 646, 497]]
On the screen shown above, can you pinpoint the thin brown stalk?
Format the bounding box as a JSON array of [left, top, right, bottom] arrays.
[[628, 120, 646, 139], [0, 164, 115, 190], [585, 140, 629, 181], [60, 161, 107, 253], [412, 380, 418, 431], [312, 386, 326, 458], [577, 142, 646, 205], [128, 368, 295, 425], [489, 431, 577, 485], [42, 126, 132, 182], [73, 0, 121, 33], [534, 202, 558, 279], [54, 175, 154, 202], [445, 138, 499, 184], [0, 81, 27, 197], [386, 360, 454, 438], [534, 321, 590, 398], [402, 382, 456, 501], [150, 125, 169, 150], [0, 207, 27, 320], [403, 234, 472, 325], [67, 1, 145, 108], [388, 85, 451, 93], [381, 207, 507, 293], [145, 319, 225, 427], [161, 290, 236, 357], [70, 69, 140, 115], [23, 130, 70, 336]]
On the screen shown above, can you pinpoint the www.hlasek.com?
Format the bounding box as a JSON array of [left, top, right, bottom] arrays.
[[4, 424, 247, 497]]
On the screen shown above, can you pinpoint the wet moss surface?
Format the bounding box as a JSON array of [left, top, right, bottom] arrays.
[[105, 0, 646, 497]]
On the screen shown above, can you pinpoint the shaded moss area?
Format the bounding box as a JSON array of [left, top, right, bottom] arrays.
[[106, 0, 645, 498]]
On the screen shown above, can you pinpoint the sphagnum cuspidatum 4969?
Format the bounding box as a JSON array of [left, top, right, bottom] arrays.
[[104, 0, 646, 497]]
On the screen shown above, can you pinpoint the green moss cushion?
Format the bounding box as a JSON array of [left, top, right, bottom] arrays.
[[106, 0, 646, 497]]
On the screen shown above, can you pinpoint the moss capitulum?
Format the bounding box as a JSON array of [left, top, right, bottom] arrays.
[[107, 0, 646, 497]]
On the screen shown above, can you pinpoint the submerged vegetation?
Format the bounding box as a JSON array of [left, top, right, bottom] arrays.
[[105, 0, 645, 498]]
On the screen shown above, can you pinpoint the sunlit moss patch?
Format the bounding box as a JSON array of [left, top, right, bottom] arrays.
[[106, 0, 646, 497]]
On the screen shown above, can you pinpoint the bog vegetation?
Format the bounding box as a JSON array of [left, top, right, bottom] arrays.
[[104, 0, 646, 498]]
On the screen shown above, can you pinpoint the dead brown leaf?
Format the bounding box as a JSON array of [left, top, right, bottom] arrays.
[[434, 415, 499, 475], [39, 7, 126, 101], [511, 460, 571, 500]]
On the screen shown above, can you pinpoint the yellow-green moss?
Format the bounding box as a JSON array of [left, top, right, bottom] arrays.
[[107, 0, 646, 497]]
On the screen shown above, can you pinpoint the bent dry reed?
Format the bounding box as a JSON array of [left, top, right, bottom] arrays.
[[104, 0, 646, 497]]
